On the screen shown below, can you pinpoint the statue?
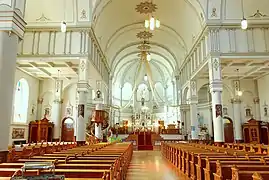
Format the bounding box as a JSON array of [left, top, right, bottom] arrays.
[[141, 97, 145, 106]]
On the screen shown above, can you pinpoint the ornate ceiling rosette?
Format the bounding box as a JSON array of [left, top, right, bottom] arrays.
[[136, 31, 153, 40], [135, 1, 157, 14]]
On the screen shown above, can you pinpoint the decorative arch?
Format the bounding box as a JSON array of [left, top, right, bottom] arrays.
[[13, 78, 29, 123], [182, 87, 189, 104], [223, 116, 235, 143]]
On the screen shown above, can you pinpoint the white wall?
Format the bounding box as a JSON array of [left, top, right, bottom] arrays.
[[258, 74, 269, 122], [10, 69, 39, 145]]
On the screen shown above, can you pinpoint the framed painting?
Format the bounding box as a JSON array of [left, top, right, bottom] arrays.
[[12, 128, 25, 139]]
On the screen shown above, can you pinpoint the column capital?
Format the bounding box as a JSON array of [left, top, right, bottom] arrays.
[[77, 83, 91, 92], [189, 97, 198, 104], [209, 82, 222, 93], [175, 75, 180, 80], [253, 97, 260, 104], [0, 8, 26, 39], [231, 98, 241, 104], [53, 99, 63, 104]]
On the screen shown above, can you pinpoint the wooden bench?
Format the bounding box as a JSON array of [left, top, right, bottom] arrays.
[[213, 161, 269, 180], [1, 142, 133, 180]]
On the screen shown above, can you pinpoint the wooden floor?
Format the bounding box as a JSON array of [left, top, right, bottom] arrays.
[[126, 151, 182, 180]]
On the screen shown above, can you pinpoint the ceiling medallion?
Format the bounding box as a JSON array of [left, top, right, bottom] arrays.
[[136, 31, 153, 40], [135, 1, 157, 14]]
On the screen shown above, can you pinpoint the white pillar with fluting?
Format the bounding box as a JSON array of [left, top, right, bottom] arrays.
[[51, 80, 63, 141], [0, 2, 26, 152], [208, 57, 224, 144], [232, 98, 243, 142], [76, 59, 90, 144], [189, 80, 199, 140], [190, 102, 198, 140]]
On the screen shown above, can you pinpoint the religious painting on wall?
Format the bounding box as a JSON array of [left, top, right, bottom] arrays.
[[44, 106, 51, 119], [245, 108, 251, 117], [78, 104, 85, 118], [215, 104, 222, 117], [12, 128, 25, 139]]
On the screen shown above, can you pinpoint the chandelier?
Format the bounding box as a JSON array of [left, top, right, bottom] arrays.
[[145, 16, 160, 30]]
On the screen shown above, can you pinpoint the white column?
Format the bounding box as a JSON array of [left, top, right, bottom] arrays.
[[77, 90, 88, 143], [208, 57, 224, 144], [172, 81, 176, 105], [254, 98, 261, 120], [120, 86, 123, 107], [232, 99, 243, 142], [0, 3, 26, 153], [108, 76, 113, 105], [208, 107, 213, 138], [76, 59, 90, 144], [189, 80, 199, 140], [190, 102, 199, 140], [95, 103, 103, 140], [175, 76, 180, 105], [51, 80, 63, 141]]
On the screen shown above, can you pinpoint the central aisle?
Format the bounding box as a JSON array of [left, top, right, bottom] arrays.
[[126, 151, 181, 180]]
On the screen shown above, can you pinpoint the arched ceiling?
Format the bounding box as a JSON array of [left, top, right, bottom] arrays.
[[92, 0, 204, 85]]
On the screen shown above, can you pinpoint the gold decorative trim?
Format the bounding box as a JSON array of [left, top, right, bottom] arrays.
[[135, 1, 157, 14], [137, 43, 151, 51], [136, 31, 153, 39]]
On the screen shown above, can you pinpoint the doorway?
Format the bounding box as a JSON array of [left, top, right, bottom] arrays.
[[61, 117, 75, 142], [223, 117, 234, 143]]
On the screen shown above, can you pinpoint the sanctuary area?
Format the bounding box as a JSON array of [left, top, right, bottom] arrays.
[[1, 0, 269, 179]]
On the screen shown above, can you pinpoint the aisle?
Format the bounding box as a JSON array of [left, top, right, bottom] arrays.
[[126, 151, 181, 180]]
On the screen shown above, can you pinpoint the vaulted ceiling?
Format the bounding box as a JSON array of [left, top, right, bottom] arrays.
[[92, 0, 205, 85]]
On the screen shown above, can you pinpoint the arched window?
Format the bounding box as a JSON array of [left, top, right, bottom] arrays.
[[13, 79, 29, 123]]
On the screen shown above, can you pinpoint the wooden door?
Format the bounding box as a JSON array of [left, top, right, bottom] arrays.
[[261, 127, 268, 144], [61, 118, 74, 142], [224, 118, 234, 143]]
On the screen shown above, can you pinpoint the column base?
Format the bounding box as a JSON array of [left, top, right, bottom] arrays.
[[76, 141, 86, 146], [214, 142, 224, 147], [235, 140, 244, 143], [52, 138, 60, 142], [0, 151, 9, 163]]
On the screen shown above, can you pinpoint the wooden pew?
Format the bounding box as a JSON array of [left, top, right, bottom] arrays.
[[213, 161, 269, 180], [231, 166, 269, 180], [1, 142, 133, 180]]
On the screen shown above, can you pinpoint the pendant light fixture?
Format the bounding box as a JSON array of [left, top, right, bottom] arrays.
[[61, 1, 67, 32], [236, 69, 243, 96], [241, 0, 247, 30], [144, 74, 148, 81]]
